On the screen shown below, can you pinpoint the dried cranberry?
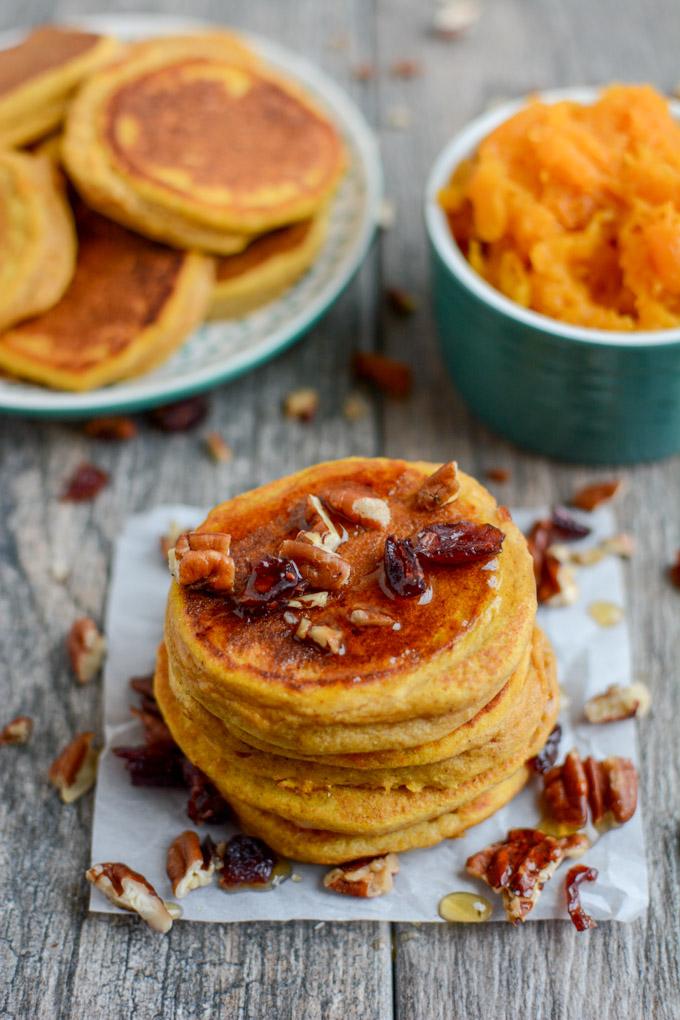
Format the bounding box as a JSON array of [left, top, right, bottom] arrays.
[[183, 762, 231, 825], [130, 706, 174, 747], [61, 462, 109, 501], [218, 834, 277, 889], [383, 535, 426, 597], [565, 864, 599, 931], [113, 745, 186, 787], [528, 724, 562, 774], [551, 506, 591, 540], [239, 556, 303, 610], [415, 521, 504, 565], [129, 675, 159, 716], [148, 396, 208, 432]]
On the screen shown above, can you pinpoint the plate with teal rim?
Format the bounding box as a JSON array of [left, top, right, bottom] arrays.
[[0, 13, 382, 419]]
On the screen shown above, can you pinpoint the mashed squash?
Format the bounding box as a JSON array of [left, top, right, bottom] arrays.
[[440, 85, 680, 331]]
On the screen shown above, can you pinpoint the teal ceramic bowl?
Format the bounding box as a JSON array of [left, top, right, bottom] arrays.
[[425, 88, 680, 464]]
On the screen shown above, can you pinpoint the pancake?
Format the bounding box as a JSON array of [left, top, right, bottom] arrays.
[[0, 26, 119, 147], [0, 203, 214, 391], [62, 33, 345, 248], [164, 459, 537, 751], [229, 768, 531, 865], [208, 211, 328, 319], [0, 150, 76, 333]]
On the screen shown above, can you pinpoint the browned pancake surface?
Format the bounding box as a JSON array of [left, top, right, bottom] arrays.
[[215, 219, 313, 281], [0, 27, 101, 96], [3, 205, 184, 372], [106, 60, 341, 209], [178, 460, 504, 689]]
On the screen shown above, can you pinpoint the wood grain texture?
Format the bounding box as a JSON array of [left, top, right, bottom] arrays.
[[0, 0, 678, 1018]]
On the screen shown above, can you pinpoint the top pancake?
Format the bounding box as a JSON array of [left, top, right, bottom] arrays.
[[165, 457, 537, 726], [63, 34, 346, 236]]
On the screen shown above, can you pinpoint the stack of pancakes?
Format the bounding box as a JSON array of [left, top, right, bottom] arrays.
[[0, 26, 344, 390], [156, 458, 559, 864]]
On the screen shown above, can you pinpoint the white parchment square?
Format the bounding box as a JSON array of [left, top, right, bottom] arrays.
[[89, 504, 648, 924]]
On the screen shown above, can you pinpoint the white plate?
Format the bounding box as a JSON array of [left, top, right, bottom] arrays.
[[0, 13, 382, 418]]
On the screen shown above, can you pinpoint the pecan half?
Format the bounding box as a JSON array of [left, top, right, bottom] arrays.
[[349, 606, 397, 628], [324, 487, 391, 530], [67, 617, 106, 684], [0, 715, 33, 746], [49, 732, 98, 803], [583, 756, 638, 827], [86, 862, 173, 933], [169, 531, 235, 593], [415, 461, 460, 511], [543, 750, 589, 829], [565, 864, 598, 931], [466, 829, 589, 924], [283, 387, 319, 422], [323, 853, 399, 898], [584, 683, 651, 724], [167, 831, 215, 898], [295, 618, 345, 654], [279, 538, 351, 591], [571, 479, 622, 511]]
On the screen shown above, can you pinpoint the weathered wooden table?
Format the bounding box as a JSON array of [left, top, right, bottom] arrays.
[[2, 1, 679, 1017]]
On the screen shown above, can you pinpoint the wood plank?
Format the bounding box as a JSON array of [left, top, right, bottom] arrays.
[[0, 2, 393, 1019], [376, 0, 680, 1018]]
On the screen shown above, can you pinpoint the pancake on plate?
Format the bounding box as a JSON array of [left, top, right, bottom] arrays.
[[208, 211, 328, 319], [0, 203, 214, 391], [156, 457, 557, 863], [0, 26, 119, 148], [0, 150, 76, 332], [62, 33, 345, 251]]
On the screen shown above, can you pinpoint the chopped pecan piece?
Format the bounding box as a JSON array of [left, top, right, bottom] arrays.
[[287, 591, 329, 609], [283, 387, 319, 422], [303, 494, 343, 551], [159, 520, 185, 561], [390, 58, 422, 78], [583, 756, 638, 827], [167, 831, 215, 898], [415, 521, 504, 565], [324, 487, 391, 529], [543, 750, 589, 829], [169, 531, 235, 593], [353, 351, 412, 398], [432, 0, 481, 40], [571, 479, 623, 511], [323, 853, 399, 898], [486, 466, 510, 483], [86, 862, 173, 933], [565, 864, 598, 931], [204, 431, 232, 463], [148, 396, 208, 432], [542, 558, 579, 607], [527, 511, 587, 604], [295, 618, 345, 654], [352, 62, 377, 81], [279, 538, 351, 591], [61, 462, 109, 501], [84, 416, 137, 441], [349, 606, 397, 628], [67, 617, 106, 684], [383, 535, 426, 598], [528, 723, 562, 774], [0, 715, 33, 746], [343, 392, 370, 422], [414, 461, 460, 511], [584, 683, 651, 723], [49, 732, 99, 803], [466, 829, 588, 924]]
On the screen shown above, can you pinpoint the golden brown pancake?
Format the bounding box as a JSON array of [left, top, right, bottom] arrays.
[[62, 34, 345, 248], [0, 150, 75, 333], [0, 204, 214, 391], [0, 26, 119, 147], [164, 459, 536, 751], [209, 211, 328, 319]]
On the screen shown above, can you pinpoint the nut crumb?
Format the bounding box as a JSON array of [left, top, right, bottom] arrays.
[[343, 392, 370, 421], [377, 198, 396, 230], [386, 104, 412, 130], [486, 467, 510, 483], [584, 683, 651, 723], [0, 715, 33, 745], [204, 431, 232, 463], [67, 617, 106, 684], [390, 58, 422, 78], [432, 0, 481, 39], [283, 387, 319, 422], [84, 416, 137, 441], [352, 62, 376, 81], [349, 606, 396, 628], [588, 600, 623, 627]]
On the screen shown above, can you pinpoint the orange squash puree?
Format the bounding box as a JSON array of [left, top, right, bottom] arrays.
[[439, 85, 680, 331]]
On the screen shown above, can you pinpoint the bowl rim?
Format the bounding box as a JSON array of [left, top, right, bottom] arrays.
[[425, 85, 680, 349]]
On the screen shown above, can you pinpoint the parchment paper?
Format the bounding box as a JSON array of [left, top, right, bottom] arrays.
[[89, 504, 648, 923]]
